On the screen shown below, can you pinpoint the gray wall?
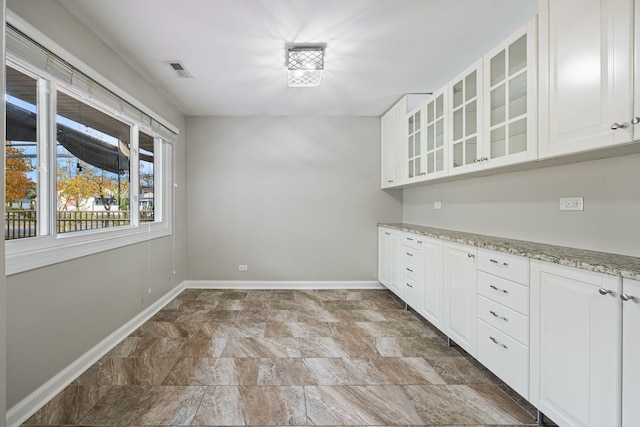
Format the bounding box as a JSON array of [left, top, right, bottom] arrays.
[[403, 153, 640, 257], [6, 1, 187, 408], [186, 116, 403, 281]]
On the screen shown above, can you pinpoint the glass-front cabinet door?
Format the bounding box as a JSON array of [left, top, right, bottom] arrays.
[[406, 104, 425, 182], [484, 18, 537, 169], [449, 59, 483, 175], [422, 88, 448, 180]]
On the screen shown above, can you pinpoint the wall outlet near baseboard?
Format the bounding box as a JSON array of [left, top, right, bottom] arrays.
[[560, 197, 584, 211], [238, 265, 248, 271]]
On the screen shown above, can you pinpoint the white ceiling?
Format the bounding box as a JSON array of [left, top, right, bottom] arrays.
[[57, 0, 537, 117]]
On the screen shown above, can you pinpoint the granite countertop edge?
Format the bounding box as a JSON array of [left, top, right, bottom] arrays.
[[378, 223, 640, 281]]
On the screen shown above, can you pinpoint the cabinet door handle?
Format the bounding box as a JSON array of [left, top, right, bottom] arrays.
[[387, 180, 394, 183], [632, 117, 640, 125], [621, 293, 636, 301], [406, 237, 414, 241], [611, 122, 626, 130], [468, 253, 475, 258], [490, 259, 508, 267], [406, 267, 414, 273], [385, 232, 390, 236], [419, 172, 427, 176], [598, 288, 613, 296], [490, 336, 508, 349], [406, 283, 413, 288], [490, 285, 509, 294], [490, 310, 508, 322], [406, 252, 413, 257]]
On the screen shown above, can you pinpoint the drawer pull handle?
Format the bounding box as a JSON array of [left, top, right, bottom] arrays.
[[387, 180, 394, 183], [490, 259, 508, 267], [490, 336, 508, 349], [406, 268, 414, 273], [490, 310, 508, 322], [406, 283, 413, 288], [598, 288, 613, 296], [621, 294, 636, 301], [406, 237, 414, 241], [406, 252, 413, 257], [385, 232, 390, 235], [468, 253, 475, 258], [489, 285, 508, 294]]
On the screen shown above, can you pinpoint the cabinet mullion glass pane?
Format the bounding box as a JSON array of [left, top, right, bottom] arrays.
[[490, 50, 506, 87], [490, 84, 506, 126], [509, 118, 527, 154], [509, 72, 527, 119], [490, 126, 506, 159], [508, 34, 527, 75]]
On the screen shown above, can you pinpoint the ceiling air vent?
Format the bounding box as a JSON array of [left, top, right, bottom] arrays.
[[166, 61, 193, 78]]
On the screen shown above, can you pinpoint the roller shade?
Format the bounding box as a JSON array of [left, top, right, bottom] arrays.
[[6, 24, 177, 143]]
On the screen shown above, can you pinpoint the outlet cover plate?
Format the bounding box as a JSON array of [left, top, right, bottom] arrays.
[[560, 197, 584, 211], [238, 265, 248, 271]]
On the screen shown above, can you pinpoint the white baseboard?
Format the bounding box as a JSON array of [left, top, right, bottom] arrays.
[[7, 279, 384, 427], [6, 282, 185, 427], [183, 280, 384, 290]]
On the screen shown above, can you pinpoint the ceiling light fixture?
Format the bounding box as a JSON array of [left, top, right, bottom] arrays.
[[286, 44, 326, 87]]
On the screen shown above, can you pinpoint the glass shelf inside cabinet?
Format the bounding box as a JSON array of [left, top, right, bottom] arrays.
[[451, 67, 480, 170], [424, 93, 446, 176], [407, 109, 423, 179], [488, 31, 528, 161]]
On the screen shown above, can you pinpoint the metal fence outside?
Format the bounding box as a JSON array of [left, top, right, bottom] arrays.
[[5, 209, 155, 240]]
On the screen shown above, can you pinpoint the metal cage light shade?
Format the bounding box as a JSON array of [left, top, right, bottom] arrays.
[[287, 45, 325, 87]]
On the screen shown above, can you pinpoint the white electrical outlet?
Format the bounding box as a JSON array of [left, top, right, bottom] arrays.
[[148, 288, 152, 294], [238, 265, 248, 271], [560, 197, 584, 211], [434, 201, 442, 209]]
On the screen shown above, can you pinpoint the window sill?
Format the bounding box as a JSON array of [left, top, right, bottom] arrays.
[[5, 223, 171, 276]]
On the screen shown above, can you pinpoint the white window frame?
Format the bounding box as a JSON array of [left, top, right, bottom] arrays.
[[5, 13, 177, 276]]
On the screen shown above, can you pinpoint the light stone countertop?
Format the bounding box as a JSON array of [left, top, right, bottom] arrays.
[[379, 223, 640, 281]]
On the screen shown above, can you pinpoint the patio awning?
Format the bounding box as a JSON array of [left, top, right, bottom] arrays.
[[6, 102, 152, 174]]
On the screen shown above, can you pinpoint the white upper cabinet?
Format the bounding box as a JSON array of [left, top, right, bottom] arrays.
[[538, 0, 634, 158], [381, 95, 429, 189], [422, 87, 448, 180], [381, 97, 406, 188], [448, 59, 484, 175], [483, 18, 538, 169]]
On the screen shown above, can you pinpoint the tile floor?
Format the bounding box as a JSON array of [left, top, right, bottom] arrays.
[[23, 288, 544, 426]]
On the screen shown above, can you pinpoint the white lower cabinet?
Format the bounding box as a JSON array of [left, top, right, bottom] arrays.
[[443, 242, 477, 357], [418, 237, 444, 330], [622, 278, 640, 427], [476, 249, 530, 399], [530, 260, 621, 427], [377, 227, 401, 297], [401, 232, 425, 309]]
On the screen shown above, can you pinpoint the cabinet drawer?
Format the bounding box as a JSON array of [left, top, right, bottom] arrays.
[[477, 295, 529, 345], [401, 259, 422, 283], [402, 233, 423, 250], [402, 276, 422, 308], [402, 246, 423, 266], [477, 320, 529, 399], [478, 249, 529, 285], [478, 271, 529, 315]]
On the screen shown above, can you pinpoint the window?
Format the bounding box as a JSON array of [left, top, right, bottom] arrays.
[[139, 131, 155, 223], [4, 24, 178, 275], [56, 90, 132, 233], [5, 65, 39, 240]]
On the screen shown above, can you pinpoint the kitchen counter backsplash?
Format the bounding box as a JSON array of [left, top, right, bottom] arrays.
[[379, 223, 640, 281]]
